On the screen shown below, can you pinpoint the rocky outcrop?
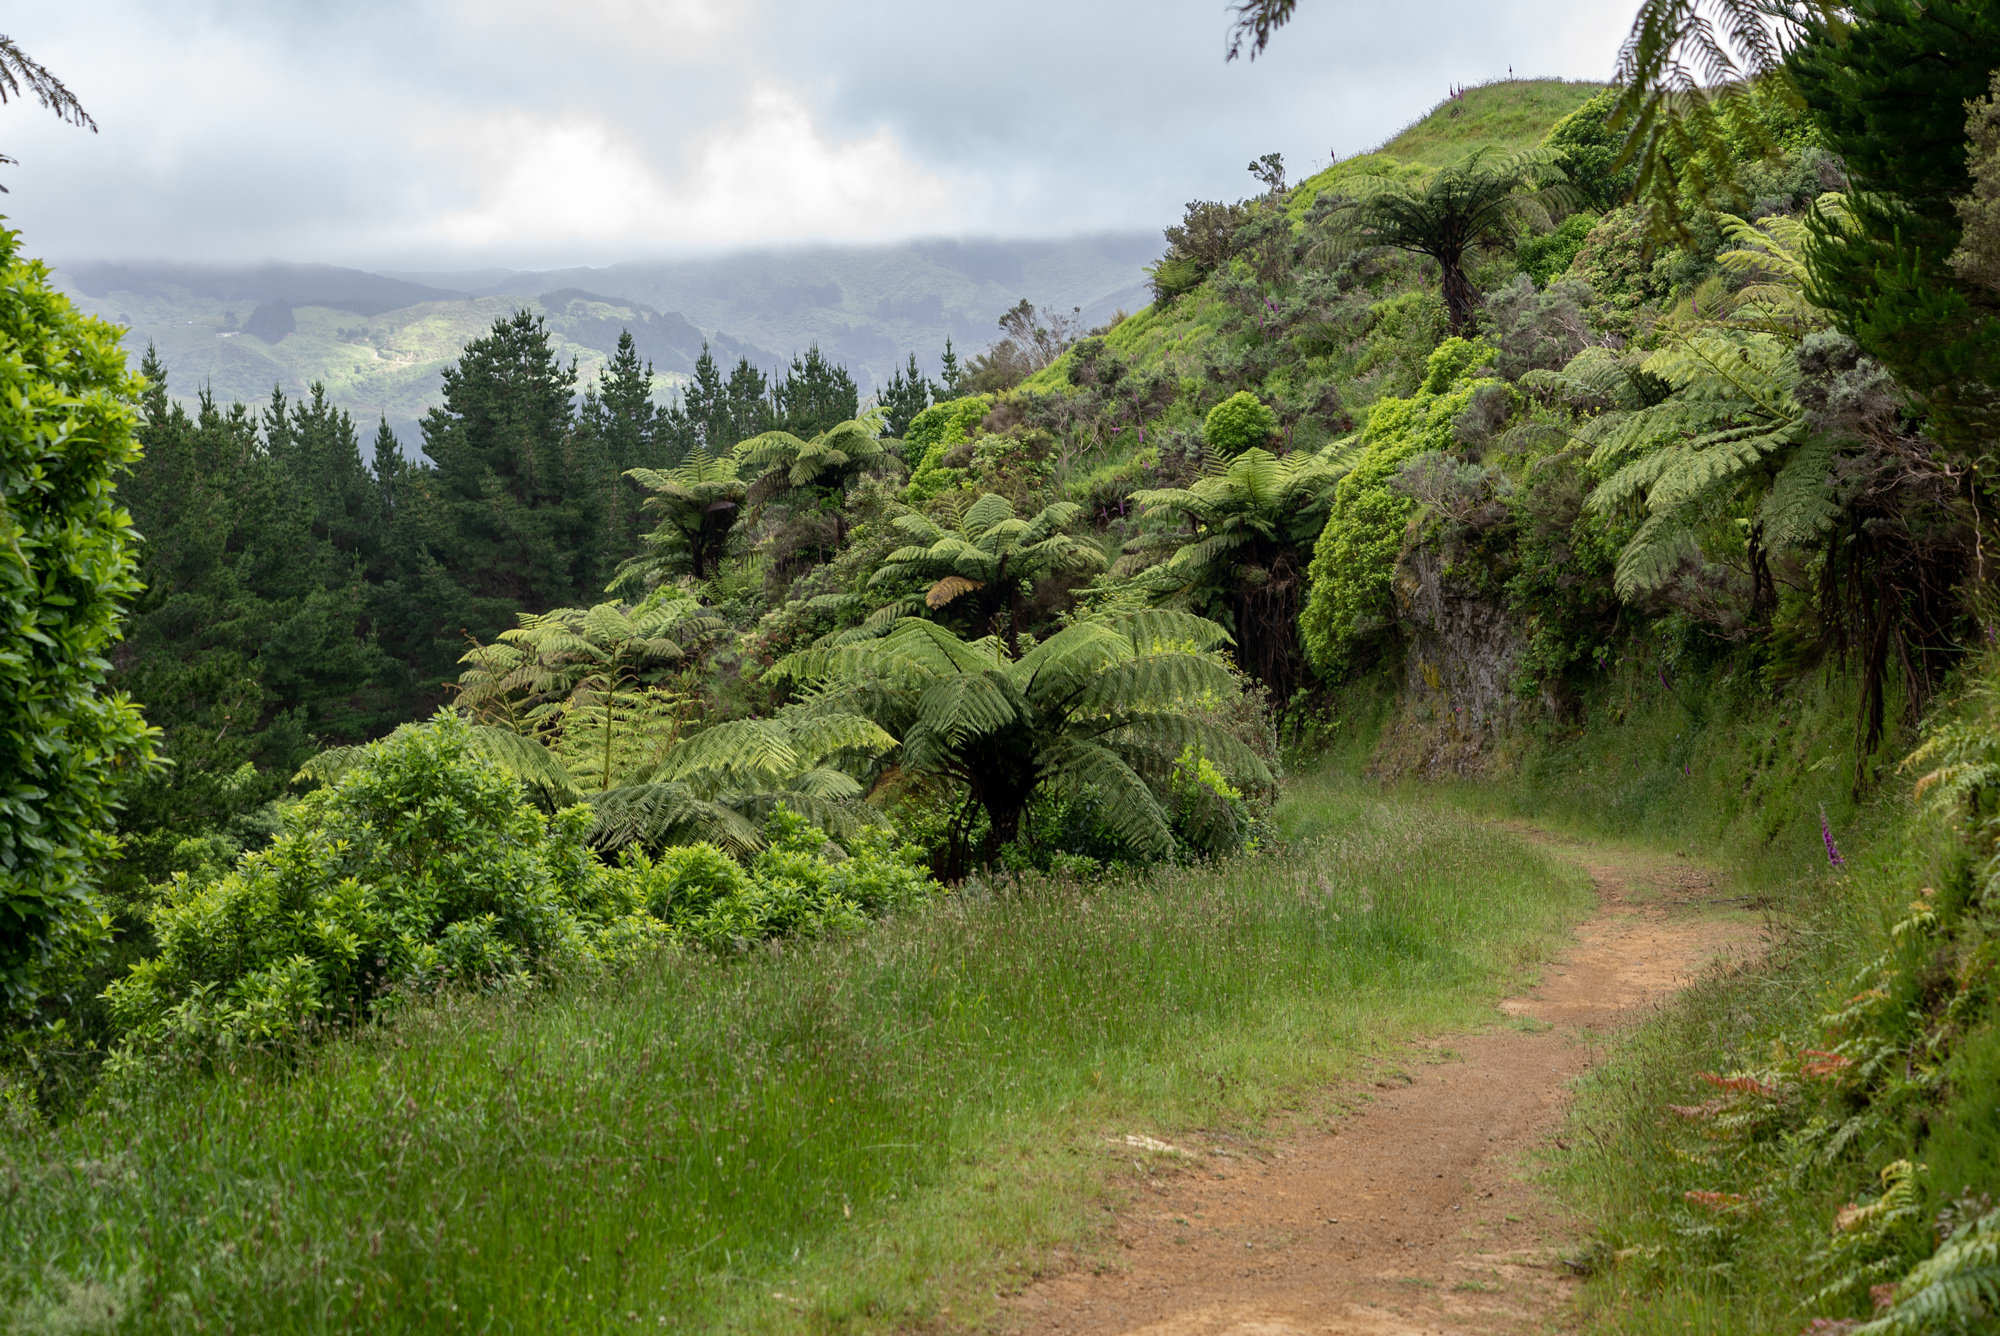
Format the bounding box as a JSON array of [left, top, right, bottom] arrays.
[[1368, 544, 1527, 778]]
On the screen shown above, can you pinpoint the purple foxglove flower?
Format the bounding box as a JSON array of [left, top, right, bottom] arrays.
[[1820, 807, 1845, 867]]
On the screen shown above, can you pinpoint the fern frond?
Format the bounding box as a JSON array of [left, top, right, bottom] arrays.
[[1612, 510, 1703, 599], [1037, 736, 1177, 859], [1759, 433, 1841, 547]]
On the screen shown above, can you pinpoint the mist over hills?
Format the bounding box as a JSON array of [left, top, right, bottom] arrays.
[[55, 234, 1156, 451]]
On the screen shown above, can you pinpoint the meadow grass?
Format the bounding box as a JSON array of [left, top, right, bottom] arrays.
[[0, 769, 1591, 1334]]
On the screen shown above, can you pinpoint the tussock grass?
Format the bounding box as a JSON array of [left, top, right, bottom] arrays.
[[0, 771, 1589, 1334]]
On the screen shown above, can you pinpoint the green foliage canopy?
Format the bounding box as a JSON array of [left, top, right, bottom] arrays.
[[1202, 391, 1279, 456], [0, 227, 157, 1014], [868, 493, 1104, 656], [1300, 338, 1501, 679]]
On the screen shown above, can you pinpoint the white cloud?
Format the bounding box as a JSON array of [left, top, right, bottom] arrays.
[[413, 85, 966, 256], [0, 0, 1646, 269]]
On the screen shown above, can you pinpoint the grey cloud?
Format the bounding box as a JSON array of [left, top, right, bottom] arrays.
[[0, 0, 1631, 270]]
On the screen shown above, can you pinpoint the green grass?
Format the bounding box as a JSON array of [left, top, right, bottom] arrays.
[[1377, 79, 1608, 167], [1287, 79, 1609, 219], [0, 770, 1590, 1334]]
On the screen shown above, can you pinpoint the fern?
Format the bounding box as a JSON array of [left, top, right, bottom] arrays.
[[868, 492, 1103, 654], [777, 611, 1269, 876], [1852, 1208, 2000, 1334]]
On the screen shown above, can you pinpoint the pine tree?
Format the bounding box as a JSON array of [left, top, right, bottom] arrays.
[[939, 337, 963, 397], [370, 416, 404, 519], [109, 354, 388, 896], [1789, 0, 2000, 451], [413, 309, 586, 613], [879, 352, 933, 437], [721, 355, 771, 447], [770, 344, 857, 438]]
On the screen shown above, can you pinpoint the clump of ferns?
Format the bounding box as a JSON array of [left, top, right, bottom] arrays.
[[1635, 883, 1997, 1301]]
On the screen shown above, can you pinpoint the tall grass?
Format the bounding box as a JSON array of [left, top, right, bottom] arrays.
[[0, 772, 1589, 1334]]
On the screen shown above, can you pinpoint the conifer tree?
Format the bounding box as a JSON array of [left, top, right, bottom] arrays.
[[413, 309, 588, 615], [771, 344, 857, 439], [879, 352, 933, 437]]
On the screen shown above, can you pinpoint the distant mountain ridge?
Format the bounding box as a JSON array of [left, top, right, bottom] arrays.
[[56, 235, 1156, 453], [66, 261, 471, 316]]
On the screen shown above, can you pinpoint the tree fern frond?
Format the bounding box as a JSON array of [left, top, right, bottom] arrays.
[[1612, 509, 1703, 599], [1758, 433, 1841, 547], [1853, 1209, 2000, 1336], [1038, 737, 1177, 859], [1101, 709, 1274, 786], [586, 782, 762, 858], [1074, 653, 1242, 717]]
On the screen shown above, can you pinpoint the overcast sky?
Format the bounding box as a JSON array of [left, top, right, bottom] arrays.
[[3, 0, 1634, 272]]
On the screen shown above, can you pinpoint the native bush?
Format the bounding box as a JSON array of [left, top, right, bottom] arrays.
[[904, 395, 993, 505], [1202, 390, 1279, 456], [0, 226, 158, 1021], [627, 808, 937, 952], [102, 715, 663, 1058], [1300, 338, 1502, 679], [105, 717, 935, 1058]]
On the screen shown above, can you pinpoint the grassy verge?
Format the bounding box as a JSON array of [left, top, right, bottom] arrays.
[[0, 770, 1590, 1334]]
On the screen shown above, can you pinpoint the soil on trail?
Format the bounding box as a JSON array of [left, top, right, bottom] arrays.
[[1005, 828, 1764, 1336]]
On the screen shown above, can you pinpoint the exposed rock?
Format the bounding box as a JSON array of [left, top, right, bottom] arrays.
[[1369, 544, 1525, 779]]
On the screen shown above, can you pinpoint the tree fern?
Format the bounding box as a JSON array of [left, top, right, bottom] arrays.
[[1122, 445, 1350, 697], [776, 611, 1268, 877], [617, 449, 750, 585], [1580, 326, 1814, 600], [868, 492, 1103, 655]]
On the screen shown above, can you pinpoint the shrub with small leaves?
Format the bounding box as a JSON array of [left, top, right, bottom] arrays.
[[1202, 391, 1279, 457], [103, 715, 662, 1058], [0, 225, 158, 1020]]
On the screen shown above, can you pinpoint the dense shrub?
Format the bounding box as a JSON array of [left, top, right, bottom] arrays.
[[1539, 90, 1634, 212], [103, 716, 661, 1056], [1300, 338, 1502, 679], [0, 226, 158, 1019], [1202, 390, 1279, 456], [1514, 213, 1599, 287], [631, 807, 936, 951], [103, 718, 939, 1058], [903, 394, 992, 505]]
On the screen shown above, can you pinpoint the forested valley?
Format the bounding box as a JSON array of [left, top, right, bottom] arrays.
[[8, 0, 2000, 1331]]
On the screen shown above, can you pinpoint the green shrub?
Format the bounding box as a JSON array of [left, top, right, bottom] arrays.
[[903, 395, 992, 505], [1202, 390, 1278, 456], [1300, 338, 1502, 679], [1515, 211, 1599, 286], [0, 225, 158, 1019], [624, 807, 938, 953], [1539, 90, 1635, 213], [103, 716, 665, 1057]]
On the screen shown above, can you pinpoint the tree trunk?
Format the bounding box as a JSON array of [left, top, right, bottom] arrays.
[[980, 797, 1024, 869], [1439, 254, 1478, 337]]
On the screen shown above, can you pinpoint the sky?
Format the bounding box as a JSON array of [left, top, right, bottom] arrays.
[[3, 0, 1635, 272]]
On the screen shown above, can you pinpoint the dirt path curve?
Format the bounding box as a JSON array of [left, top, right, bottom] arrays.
[[1005, 826, 1765, 1336]]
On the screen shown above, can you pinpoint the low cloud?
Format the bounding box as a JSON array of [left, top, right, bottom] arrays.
[[1, 0, 1638, 271], [413, 87, 967, 256]]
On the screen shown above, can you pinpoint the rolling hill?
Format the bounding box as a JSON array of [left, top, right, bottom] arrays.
[[56, 236, 1157, 451]]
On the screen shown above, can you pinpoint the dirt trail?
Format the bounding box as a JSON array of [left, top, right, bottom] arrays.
[[1005, 827, 1765, 1336]]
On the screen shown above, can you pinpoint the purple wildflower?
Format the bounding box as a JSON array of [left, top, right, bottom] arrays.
[[1820, 807, 1846, 867]]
